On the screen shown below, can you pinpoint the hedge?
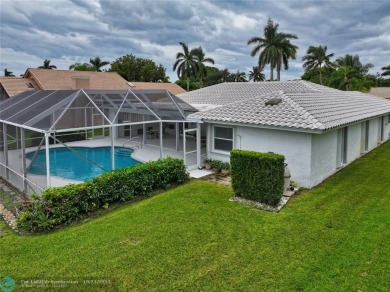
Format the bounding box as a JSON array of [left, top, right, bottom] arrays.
[[18, 157, 188, 233], [230, 149, 285, 206]]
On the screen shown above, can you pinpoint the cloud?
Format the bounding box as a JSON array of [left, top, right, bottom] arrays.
[[1, 0, 389, 81]]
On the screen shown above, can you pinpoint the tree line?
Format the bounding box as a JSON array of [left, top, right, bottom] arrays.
[[3, 18, 390, 92], [302, 47, 390, 91]]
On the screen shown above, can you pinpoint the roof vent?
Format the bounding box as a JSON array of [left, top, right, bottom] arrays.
[[265, 97, 282, 106], [127, 82, 135, 87], [26, 82, 34, 88]]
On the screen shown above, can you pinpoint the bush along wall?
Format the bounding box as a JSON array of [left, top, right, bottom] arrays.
[[18, 157, 188, 233], [230, 150, 285, 206]]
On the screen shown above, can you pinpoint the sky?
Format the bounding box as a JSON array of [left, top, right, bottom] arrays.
[[1, 0, 390, 82]]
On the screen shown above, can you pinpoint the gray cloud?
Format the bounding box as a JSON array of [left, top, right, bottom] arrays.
[[1, 0, 389, 81]]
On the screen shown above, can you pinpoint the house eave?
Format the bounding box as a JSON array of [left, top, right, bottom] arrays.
[[200, 119, 323, 134]]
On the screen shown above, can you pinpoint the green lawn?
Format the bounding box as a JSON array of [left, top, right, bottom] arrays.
[[1, 142, 389, 291]]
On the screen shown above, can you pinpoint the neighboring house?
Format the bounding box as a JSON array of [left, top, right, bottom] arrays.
[[179, 81, 390, 188], [127, 82, 186, 95], [369, 87, 390, 99], [0, 77, 38, 100], [0, 68, 185, 99]]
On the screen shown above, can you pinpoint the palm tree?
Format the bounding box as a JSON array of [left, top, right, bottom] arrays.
[[350, 75, 375, 92], [69, 63, 94, 71], [329, 66, 359, 91], [233, 70, 247, 82], [335, 54, 373, 75], [3, 68, 15, 77], [38, 59, 57, 69], [302, 45, 334, 85], [89, 57, 110, 72], [248, 66, 265, 81], [192, 47, 215, 88], [248, 18, 298, 81], [173, 42, 198, 91], [381, 65, 390, 76]]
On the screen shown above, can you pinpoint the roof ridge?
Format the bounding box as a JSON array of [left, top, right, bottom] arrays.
[[283, 92, 325, 130], [298, 80, 322, 92], [27, 68, 121, 75]]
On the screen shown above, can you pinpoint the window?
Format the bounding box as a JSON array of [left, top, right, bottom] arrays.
[[337, 127, 348, 166], [379, 116, 384, 142], [361, 120, 369, 153], [213, 126, 233, 152], [365, 120, 369, 151]]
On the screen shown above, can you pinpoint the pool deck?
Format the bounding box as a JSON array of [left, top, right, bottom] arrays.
[[5, 135, 206, 192]]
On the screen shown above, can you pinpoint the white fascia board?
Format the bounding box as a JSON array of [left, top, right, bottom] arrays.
[[201, 119, 323, 134]]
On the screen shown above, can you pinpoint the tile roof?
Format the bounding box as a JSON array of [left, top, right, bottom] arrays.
[[1, 69, 185, 98], [178, 80, 333, 106], [24, 68, 130, 90], [0, 77, 39, 97], [129, 82, 186, 95], [183, 81, 390, 131]]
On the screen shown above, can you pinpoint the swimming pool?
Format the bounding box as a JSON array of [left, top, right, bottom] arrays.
[[26, 146, 140, 181]]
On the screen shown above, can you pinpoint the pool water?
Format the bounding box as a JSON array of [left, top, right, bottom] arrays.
[[26, 147, 140, 181]]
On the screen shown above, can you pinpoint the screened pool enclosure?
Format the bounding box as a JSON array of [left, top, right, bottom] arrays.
[[0, 89, 202, 194]]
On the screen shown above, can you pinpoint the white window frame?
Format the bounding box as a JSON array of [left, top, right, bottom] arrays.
[[379, 116, 385, 142], [360, 121, 369, 153], [337, 127, 348, 167], [212, 125, 234, 154], [364, 120, 369, 152]]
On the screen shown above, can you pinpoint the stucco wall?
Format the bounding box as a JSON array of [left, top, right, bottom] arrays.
[[310, 115, 390, 188], [310, 130, 338, 187], [347, 123, 362, 162], [207, 123, 313, 187], [368, 118, 379, 150], [206, 114, 389, 189]]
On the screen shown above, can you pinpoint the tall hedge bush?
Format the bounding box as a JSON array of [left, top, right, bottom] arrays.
[[230, 150, 284, 206], [18, 157, 188, 232]]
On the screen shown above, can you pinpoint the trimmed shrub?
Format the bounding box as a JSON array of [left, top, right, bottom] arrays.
[[230, 150, 284, 206], [18, 157, 188, 232]]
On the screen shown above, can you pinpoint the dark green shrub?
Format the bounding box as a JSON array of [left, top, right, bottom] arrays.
[[18, 157, 188, 232], [210, 159, 223, 172], [220, 161, 230, 171], [230, 150, 284, 206]]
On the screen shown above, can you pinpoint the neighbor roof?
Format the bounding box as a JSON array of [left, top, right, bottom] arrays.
[[24, 68, 130, 90], [181, 81, 390, 131], [1, 69, 185, 98], [369, 87, 390, 99], [0, 77, 39, 97], [128, 82, 186, 95]]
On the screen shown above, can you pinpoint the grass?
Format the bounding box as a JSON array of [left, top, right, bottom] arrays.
[[0, 189, 18, 210], [1, 141, 389, 291]]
